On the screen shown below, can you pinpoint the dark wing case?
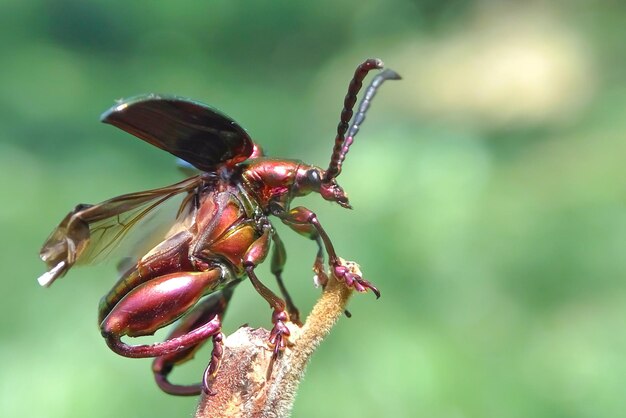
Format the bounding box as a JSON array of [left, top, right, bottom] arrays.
[[101, 95, 254, 171]]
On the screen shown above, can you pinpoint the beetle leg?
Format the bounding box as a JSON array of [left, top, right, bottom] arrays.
[[270, 205, 328, 289], [100, 268, 225, 358], [270, 231, 302, 325], [98, 230, 194, 324], [301, 233, 329, 288], [202, 332, 224, 396], [152, 288, 233, 396], [246, 268, 289, 372], [276, 206, 380, 298], [243, 227, 290, 359], [247, 266, 291, 359]]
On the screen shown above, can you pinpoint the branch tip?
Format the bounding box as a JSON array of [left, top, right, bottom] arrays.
[[195, 275, 354, 418]]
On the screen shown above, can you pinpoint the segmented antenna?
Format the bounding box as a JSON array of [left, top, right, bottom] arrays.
[[324, 60, 401, 182], [324, 59, 383, 182], [346, 69, 401, 142]]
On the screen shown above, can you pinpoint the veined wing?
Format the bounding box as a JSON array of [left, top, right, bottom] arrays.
[[38, 176, 202, 287]]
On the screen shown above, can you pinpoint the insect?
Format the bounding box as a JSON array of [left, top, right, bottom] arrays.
[[38, 58, 400, 396]]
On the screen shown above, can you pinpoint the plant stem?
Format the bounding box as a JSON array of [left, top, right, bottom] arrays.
[[194, 276, 354, 418]]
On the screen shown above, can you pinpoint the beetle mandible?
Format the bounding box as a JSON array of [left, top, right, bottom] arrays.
[[38, 58, 400, 396]]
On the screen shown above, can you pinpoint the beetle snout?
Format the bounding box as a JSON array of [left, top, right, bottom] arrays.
[[320, 181, 351, 209]]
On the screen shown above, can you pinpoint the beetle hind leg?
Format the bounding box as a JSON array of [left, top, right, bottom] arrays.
[[100, 268, 225, 358], [152, 288, 233, 396]]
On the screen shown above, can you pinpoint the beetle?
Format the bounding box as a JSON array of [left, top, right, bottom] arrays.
[[38, 58, 400, 396]]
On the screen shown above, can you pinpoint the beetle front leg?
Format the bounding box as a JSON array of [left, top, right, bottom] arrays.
[[100, 268, 224, 358], [276, 206, 380, 298], [152, 288, 233, 396], [269, 205, 328, 289]]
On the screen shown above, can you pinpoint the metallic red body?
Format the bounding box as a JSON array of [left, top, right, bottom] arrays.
[[38, 59, 399, 397]]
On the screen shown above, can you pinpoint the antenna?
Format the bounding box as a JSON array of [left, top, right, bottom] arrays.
[[325, 60, 401, 182]]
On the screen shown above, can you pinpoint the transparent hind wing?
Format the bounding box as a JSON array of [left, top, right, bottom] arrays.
[[38, 176, 202, 287]]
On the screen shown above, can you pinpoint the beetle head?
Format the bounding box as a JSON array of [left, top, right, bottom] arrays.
[[295, 166, 351, 209]]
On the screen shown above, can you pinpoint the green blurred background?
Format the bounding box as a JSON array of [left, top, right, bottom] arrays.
[[1, 1, 625, 417]]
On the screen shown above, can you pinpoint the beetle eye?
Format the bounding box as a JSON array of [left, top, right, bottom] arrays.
[[306, 169, 321, 184]]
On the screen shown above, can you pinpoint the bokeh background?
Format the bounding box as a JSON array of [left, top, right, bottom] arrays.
[[1, 1, 625, 417]]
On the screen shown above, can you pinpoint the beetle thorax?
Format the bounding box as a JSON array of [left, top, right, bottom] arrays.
[[240, 158, 350, 209], [240, 158, 302, 207]]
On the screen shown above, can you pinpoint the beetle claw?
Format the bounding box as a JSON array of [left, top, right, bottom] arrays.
[[267, 309, 291, 377], [332, 258, 380, 298], [202, 332, 225, 396]]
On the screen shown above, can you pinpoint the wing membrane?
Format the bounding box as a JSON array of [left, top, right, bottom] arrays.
[[101, 95, 254, 171], [38, 176, 202, 287]]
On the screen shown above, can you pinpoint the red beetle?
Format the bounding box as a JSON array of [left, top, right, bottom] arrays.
[[38, 59, 400, 396]]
